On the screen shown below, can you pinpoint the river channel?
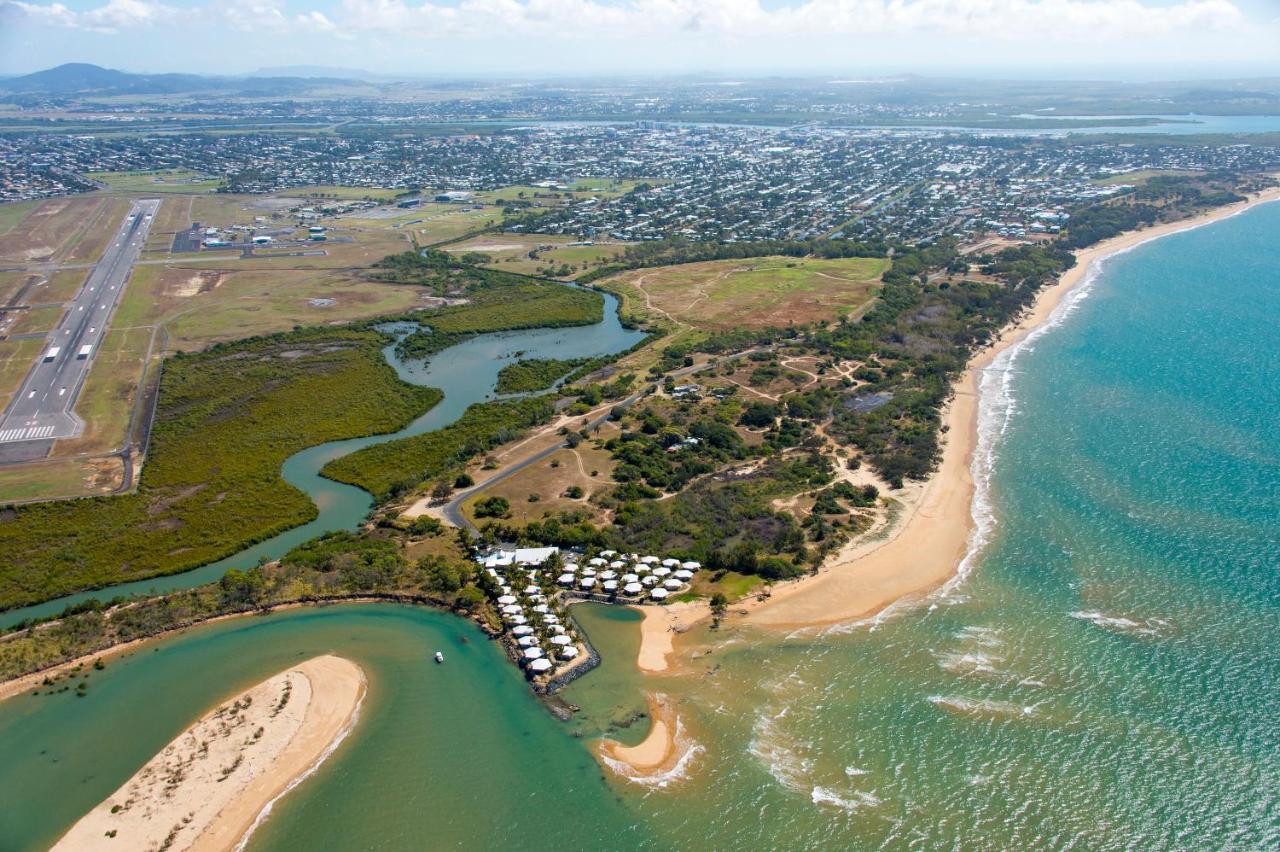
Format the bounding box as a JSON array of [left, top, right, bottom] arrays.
[[0, 290, 644, 628]]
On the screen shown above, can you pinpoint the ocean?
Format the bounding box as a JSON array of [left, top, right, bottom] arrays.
[[1, 201, 1277, 849]]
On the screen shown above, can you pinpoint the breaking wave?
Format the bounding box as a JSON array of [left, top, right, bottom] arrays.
[[1069, 610, 1170, 637]]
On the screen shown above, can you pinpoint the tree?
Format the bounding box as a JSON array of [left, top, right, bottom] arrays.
[[431, 480, 453, 502], [454, 473, 474, 488]]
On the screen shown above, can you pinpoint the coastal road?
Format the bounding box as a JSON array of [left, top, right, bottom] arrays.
[[0, 198, 160, 446]]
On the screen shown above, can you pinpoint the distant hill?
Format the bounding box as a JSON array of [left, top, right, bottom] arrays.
[[0, 63, 363, 96]]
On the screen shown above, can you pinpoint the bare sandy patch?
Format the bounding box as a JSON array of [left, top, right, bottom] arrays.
[[52, 655, 365, 852]]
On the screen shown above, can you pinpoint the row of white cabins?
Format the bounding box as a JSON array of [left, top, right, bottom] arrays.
[[477, 546, 700, 677]]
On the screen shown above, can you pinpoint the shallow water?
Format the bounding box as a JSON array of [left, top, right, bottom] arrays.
[[3, 203, 1278, 848]]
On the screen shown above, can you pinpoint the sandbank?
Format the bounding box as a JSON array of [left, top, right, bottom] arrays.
[[52, 654, 365, 852], [748, 186, 1280, 629], [597, 692, 679, 772]]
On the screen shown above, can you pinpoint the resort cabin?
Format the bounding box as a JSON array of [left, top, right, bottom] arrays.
[[580, 577, 596, 589], [558, 574, 576, 586], [624, 582, 644, 595], [603, 580, 619, 592], [511, 625, 535, 636], [559, 646, 578, 660], [650, 588, 670, 601], [549, 635, 572, 646], [528, 658, 553, 674], [517, 636, 538, 647], [523, 647, 545, 661], [663, 579, 682, 590]]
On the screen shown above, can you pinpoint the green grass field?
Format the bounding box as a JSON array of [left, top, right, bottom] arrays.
[[602, 255, 888, 331], [6, 305, 62, 335], [85, 169, 225, 193], [0, 200, 40, 236], [1092, 169, 1204, 186]]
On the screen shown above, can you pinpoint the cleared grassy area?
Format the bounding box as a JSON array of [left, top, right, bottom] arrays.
[[0, 271, 34, 305], [459, 442, 616, 528], [0, 197, 110, 263], [690, 569, 764, 603], [64, 198, 130, 265], [1092, 169, 1204, 186], [602, 255, 888, 331], [0, 457, 123, 503], [446, 234, 631, 278], [0, 327, 443, 611], [59, 327, 153, 456], [116, 264, 424, 349], [6, 305, 62, 335], [86, 169, 224, 194], [41, 269, 89, 303], [0, 339, 42, 409], [0, 200, 41, 237]]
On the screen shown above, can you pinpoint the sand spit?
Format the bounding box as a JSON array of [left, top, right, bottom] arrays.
[[748, 187, 1280, 630], [596, 692, 702, 786], [52, 655, 365, 852]]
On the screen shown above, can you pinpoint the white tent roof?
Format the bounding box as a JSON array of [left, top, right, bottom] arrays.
[[603, 580, 618, 590], [653, 566, 671, 577], [549, 635, 572, 645], [663, 578, 682, 589], [528, 658, 553, 672], [558, 574, 575, 585], [650, 588, 670, 600], [681, 561, 701, 570], [514, 546, 559, 565], [641, 555, 660, 564], [497, 595, 517, 605], [522, 647, 544, 660], [622, 573, 639, 583], [661, 558, 681, 567], [511, 625, 535, 636], [532, 604, 549, 613], [624, 582, 644, 594], [599, 550, 617, 557], [559, 646, 578, 659], [674, 570, 694, 580], [641, 575, 658, 585], [502, 604, 523, 615], [579, 577, 596, 588], [588, 557, 607, 566], [517, 635, 538, 647]]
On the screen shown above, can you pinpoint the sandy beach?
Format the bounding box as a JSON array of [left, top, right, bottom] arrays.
[[52, 654, 366, 852], [634, 602, 710, 673], [747, 186, 1280, 629]]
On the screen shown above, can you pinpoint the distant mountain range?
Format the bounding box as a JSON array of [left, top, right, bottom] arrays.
[[0, 63, 363, 96]]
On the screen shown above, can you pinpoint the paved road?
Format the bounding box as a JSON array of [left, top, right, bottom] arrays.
[[0, 198, 160, 445]]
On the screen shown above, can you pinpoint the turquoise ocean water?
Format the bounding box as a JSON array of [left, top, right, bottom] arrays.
[[0, 202, 1277, 849]]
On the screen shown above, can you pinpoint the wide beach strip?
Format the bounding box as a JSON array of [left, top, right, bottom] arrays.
[[52, 655, 365, 852], [748, 186, 1280, 629]]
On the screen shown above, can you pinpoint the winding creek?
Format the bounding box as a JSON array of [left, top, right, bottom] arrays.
[[1, 289, 644, 628]]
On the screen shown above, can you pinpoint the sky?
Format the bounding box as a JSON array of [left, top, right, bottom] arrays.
[[1, 0, 1278, 78]]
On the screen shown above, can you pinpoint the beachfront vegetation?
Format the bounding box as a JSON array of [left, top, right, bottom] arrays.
[[0, 329, 441, 612]]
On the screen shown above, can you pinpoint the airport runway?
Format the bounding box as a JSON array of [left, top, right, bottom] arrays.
[[0, 198, 160, 446]]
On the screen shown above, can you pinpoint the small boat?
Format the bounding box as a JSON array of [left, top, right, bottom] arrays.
[[434, 651, 444, 664]]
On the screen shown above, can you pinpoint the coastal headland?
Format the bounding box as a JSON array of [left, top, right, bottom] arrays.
[[51, 654, 366, 852]]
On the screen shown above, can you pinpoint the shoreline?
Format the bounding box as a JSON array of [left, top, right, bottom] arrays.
[[51, 654, 366, 852], [745, 186, 1280, 630]]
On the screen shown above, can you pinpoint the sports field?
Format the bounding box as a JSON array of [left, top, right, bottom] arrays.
[[602, 255, 888, 331]]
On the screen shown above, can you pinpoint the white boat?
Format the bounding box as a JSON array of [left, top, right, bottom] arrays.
[[434, 651, 444, 664]]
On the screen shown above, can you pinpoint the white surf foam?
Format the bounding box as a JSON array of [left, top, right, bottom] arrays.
[[599, 712, 705, 789], [811, 785, 882, 812], [1069, 609, 1169, 637]]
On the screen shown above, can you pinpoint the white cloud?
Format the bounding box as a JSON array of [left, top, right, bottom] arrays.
[[2, 0, 1273, 69]]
